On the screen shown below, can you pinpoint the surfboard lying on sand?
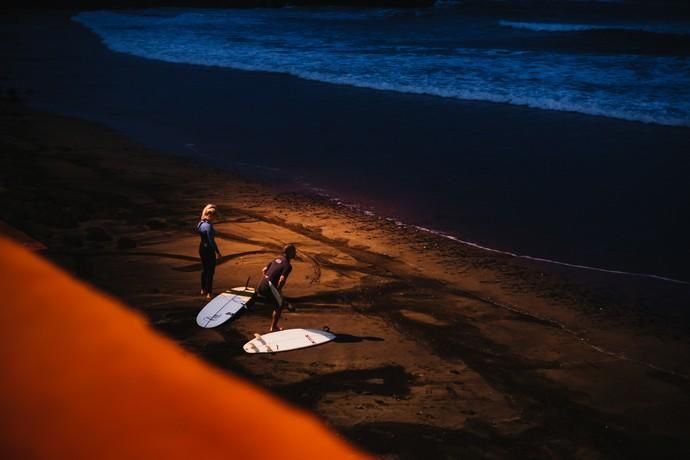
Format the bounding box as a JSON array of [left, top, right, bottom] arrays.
[[196, 286, 255, 328], [243, 328, 336, 353]]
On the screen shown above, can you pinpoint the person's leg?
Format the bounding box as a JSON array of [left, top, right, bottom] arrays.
[[206, 256, 216, 298], [199, 249, 208, 295], [269, 289, 283, 332], [200, 249, 215, 298], [270, 304, 283, 332]]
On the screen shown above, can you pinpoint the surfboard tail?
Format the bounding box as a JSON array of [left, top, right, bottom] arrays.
[[267, 280, 283, 306]]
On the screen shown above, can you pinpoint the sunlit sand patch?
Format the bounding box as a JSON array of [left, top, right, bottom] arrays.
[[399, 309, 450, 327]]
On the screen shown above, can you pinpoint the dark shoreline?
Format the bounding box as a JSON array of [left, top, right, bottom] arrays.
[[4, 9, 690, 282]]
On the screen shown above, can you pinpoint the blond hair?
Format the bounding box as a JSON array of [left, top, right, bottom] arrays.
[[200, 203, 217, 221]]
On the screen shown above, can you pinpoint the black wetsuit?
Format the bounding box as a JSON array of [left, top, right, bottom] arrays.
[[257, 255, 292, 307], [198, 220, 218, 294]]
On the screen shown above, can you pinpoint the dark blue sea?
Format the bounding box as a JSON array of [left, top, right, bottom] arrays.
[[74, 4, 690, 126]]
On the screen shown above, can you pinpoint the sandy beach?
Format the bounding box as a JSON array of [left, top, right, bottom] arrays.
[[2, 9, 690, 459], [2, 94, 690, 457]]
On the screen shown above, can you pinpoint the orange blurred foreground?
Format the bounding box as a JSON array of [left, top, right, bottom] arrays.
[[0, 237, 368, 460]]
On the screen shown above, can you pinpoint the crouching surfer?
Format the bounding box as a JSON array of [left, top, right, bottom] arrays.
[[257, 244, 296, 332]]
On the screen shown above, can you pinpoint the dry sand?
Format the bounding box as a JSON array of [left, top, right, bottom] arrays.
[[2, 98, 690, 458]]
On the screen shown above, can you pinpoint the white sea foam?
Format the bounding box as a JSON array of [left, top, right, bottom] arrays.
[[412, 226, 690, 286], [499, 19, 690, 35], [73, 10, 690, 127], [293, 178, 690, 286], [501, 20, 615, 32]]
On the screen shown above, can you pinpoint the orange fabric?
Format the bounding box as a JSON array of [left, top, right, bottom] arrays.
[[0, 237, 367, 460], [0, 221, 46, 251]]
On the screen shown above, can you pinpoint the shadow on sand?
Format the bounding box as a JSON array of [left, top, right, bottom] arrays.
[[333, 333, 384, 344]]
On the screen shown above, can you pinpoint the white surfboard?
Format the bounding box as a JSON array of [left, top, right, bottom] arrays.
[[243, 328, 336, 353], [227, 286, 255, 296], [196, 286, 255, 328]]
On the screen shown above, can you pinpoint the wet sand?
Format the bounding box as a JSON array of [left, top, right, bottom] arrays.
[[2, 96, 690, 458]]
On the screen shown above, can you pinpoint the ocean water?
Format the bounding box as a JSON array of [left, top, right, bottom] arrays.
[[66, 5, 690, 283], [74, 6, 690, 127]]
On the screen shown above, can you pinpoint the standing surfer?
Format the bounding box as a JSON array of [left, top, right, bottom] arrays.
[[198, 204, 221, 299]]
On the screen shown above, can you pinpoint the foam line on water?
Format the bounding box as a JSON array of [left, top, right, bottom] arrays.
[[413, 226, 690, 286], [296, 181, 690, 286], [499, 19, 690, 35], [500, 20, 618, 33], [72, 11, 690, 128]]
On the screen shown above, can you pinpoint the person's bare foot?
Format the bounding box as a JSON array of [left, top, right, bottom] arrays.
[[269, 326, 283, 332], [200, 290, 206, 296], [205, 293, 212, 300]]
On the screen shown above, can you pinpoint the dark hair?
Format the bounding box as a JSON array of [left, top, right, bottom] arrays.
[[283, 244, 296, 259]]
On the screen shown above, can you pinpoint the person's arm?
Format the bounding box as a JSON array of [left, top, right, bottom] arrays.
[[262, 261, 272, 276], [208, 224, 221, 258], [277, 265, 292, 291]]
